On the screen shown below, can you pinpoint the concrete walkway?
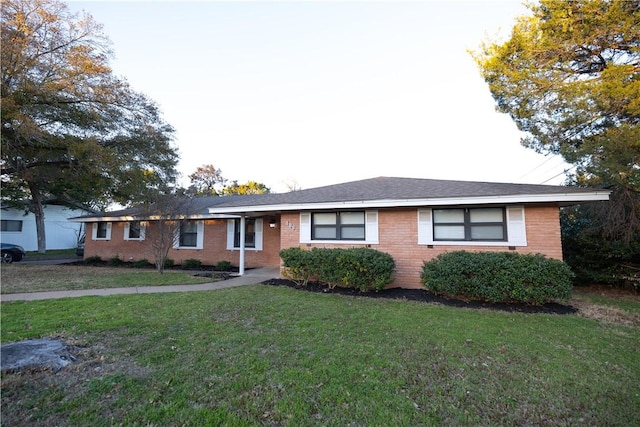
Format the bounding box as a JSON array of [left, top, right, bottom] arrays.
[[1, 267, 280, 302]]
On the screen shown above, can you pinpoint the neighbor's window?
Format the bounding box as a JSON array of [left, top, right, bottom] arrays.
[[1, 220, 23, 232], [312, 211, 365, 241], [179, 220, 198, 247], [233, 218, 256, 248], [96, 222, 109, 239], [433, 208, 505, 241]]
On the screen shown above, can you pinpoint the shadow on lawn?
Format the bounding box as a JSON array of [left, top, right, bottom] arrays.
[[261, 279, 577, 315]]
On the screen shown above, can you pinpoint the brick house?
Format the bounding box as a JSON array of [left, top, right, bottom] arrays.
[[70, 177, 609, 289]]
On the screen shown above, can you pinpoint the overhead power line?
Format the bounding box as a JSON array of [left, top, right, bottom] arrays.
[[518, 155, 557, 180], [539, 164, 577, 184]]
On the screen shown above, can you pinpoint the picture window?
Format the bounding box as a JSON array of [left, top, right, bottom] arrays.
[[311, 212, 365, 241], [433, 208, 506, 241]]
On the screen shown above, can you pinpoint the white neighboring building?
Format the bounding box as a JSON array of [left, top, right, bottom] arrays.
[[0, 203, 89, 251]]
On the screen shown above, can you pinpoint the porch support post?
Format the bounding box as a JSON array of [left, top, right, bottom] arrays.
[[239, 214, 246, 276]]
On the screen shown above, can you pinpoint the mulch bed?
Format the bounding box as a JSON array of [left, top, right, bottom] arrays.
[[261, 279, 577, 315]]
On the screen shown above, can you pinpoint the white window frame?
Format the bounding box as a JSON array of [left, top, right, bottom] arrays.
[[299, 211, 379, 244], [173, 220, 204, 250], [124, 221, 146, 241], [226, 218, 263, 251], [92, 222, 112, 241], [418, 206, 527, 247]]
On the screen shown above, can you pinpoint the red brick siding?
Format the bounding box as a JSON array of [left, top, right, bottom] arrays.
[[278, 206, 563, 289], [279, 213, 302, 254], [521, 205, 563, 260], [84, 205, 562, 289], [83, 218, 281, 268]]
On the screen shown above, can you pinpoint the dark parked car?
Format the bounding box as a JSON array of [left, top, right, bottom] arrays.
[[1, 243, 26, 263]]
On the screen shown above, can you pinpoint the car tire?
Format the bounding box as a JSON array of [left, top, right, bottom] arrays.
[[1, 251, 15, 263]]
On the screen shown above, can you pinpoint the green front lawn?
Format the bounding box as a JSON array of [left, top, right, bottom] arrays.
[[0, 264, 215, 294], [24, 249, 78, 260], [2, 285, 639, 426]]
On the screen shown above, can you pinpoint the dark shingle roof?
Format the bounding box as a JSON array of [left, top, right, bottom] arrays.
[[208, 176, 607, 208], [72, 177, 609, 220], [71, 195, 239, 219]]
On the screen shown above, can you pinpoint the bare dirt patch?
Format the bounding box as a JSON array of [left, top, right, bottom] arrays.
[[1, 335, 152, 426], [571, 286, 640, 327], [572, 302, 640, 326]]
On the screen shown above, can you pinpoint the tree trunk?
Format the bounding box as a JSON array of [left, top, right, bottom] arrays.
[[28, 182, 47, 253]]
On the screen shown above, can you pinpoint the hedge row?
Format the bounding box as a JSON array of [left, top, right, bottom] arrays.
[[421, 251, 574, 305], [279, 247, 395, 292]]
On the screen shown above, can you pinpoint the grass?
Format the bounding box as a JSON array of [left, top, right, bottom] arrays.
[[572, 286, 640, 313], [0, 264, 215, 294], [2, 284, 639, 426], [24, 249, 78, 260]]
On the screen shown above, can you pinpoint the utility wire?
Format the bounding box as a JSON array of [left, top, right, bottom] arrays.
[[539, 164, 577, 184], [518, 154, 557, 179], [538, 158, 570, 177]]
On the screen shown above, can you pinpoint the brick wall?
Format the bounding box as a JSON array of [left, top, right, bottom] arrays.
[[83, 218, 281, 268], [521, 205, 563, 260], [83, 205, 563, 289], [279, 205, 563, 289]]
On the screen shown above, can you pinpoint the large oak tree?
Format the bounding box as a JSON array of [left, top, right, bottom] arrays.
[[1, 0, 179, 252]]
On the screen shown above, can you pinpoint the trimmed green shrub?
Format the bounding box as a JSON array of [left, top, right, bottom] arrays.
[[280, 247, 395, 292], [132, 259, 152, 268], [182, 259, 203, 269], [421, 251, 574, 305], [215, 260, 233, 272], [279, 247, 316, 286], [108, 256, 124, 266], [164, 258, 175, 268], [338, 247, 396, 292], [84, 256, 102, 264]]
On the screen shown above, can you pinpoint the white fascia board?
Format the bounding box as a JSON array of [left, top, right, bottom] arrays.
[[70, 191, 610, 221], [207, 191, 610, 214], [69, 213, 240, 223], [69, 215, 138, 223]]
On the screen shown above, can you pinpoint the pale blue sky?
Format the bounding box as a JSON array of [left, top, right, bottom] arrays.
[[69, 0, 570, 192]]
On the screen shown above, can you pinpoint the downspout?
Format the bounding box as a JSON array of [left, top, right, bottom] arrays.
[[239, 214, 246, 275]]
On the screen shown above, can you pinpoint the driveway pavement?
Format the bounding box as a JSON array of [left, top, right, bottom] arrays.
[[1, 267, 280, 302]]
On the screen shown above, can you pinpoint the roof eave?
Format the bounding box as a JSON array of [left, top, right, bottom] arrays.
[[206, 192, 611, 214], [68, 213, 240, 223], [68, 191, 610, 221]]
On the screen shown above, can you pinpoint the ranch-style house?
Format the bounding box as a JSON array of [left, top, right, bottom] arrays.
[[71, 176, 610, 289]]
